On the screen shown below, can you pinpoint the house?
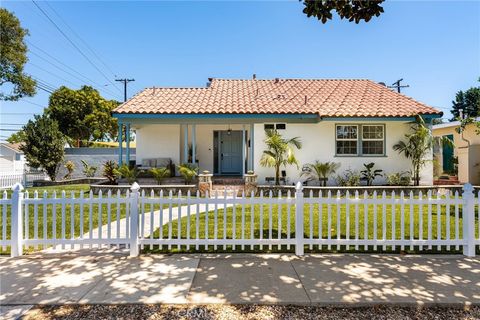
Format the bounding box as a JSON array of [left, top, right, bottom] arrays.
[[112, 78, 442, 185], [0, 143, 25, 173], [433, 119, 480, 185]]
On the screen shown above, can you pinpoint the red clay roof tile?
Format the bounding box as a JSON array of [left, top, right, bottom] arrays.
[[113, 78, 441, 118]]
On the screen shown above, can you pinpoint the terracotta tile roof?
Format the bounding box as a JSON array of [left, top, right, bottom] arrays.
[[113, 78, 442, 118], [0, 142, 23, 153]]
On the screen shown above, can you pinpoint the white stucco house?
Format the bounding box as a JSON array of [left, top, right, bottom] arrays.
[[112, 78, 442, 185], [0, 143, 25, 173]]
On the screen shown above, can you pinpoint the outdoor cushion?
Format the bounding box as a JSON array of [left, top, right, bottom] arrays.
[[156, 158, 171, 167]]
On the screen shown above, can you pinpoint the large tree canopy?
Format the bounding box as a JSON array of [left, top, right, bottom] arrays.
[[302, 0, 385, 24], [450, 80, 480, 120], [0, 8, 36, 101], [45, 86, 120, 146], [20, 114, 65, 181]]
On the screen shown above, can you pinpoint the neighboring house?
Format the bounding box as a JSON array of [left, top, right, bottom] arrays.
[[112, 78, 442, 185], [0, 143, 25, 173], [433, 119, 480, 185]]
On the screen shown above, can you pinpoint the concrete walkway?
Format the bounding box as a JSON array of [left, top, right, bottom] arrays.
[[1, 253, 479, 313]]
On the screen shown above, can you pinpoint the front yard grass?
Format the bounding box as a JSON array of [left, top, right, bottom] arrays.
[[145, 199, 480, 254]]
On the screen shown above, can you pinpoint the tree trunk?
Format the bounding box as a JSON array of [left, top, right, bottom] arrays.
[[275, 165, 280, 185]]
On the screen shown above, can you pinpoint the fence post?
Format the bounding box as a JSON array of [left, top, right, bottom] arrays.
[[295, 181, 304, 256], [129, 182, 140, 257], [11, 183, 24, 257], [462, 183, 475, 257]]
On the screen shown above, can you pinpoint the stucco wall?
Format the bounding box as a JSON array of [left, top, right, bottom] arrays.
[[433, 123, 480, 184], [252, 121, 432, 185], [135, 124, 181, 166], [134, 120, 432, 185]]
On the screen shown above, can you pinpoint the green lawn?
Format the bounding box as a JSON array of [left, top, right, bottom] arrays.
[[146, 200, 480, 254]]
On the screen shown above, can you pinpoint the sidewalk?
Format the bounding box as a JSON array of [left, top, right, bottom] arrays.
[[1, 252, 479, 309]]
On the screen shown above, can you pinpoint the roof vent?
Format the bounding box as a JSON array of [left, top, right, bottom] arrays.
[[378, 82, 386, 86], [152, 86, 156, 95], [252, 74, 256, 80], [274, 78, 280, 84]]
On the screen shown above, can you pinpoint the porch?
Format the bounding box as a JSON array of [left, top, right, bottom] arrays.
[[118, 122, 256, 176]]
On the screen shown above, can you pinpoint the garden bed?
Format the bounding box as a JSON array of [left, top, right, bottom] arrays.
[[33, 177, 106, 187], [90, 183, 197, 195]]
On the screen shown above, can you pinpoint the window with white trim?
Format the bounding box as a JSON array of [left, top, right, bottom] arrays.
[[336, 125, 358, 155], [335, 124, 385, 156], [362, 125, 384, 155]]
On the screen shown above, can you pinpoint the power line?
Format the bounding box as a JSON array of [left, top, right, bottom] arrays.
[[1, 113, 36, 115], [44, 1, 120, 80], [27, 42, 121, 99], [19, 99, 45, 108], [31, 0, 122, 94]]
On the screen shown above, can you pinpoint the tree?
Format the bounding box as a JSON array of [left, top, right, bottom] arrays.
[[20, 114, 65, 181], [393, 116, 450, 186], [6, 130, 26, 144], [360, 162, 383, 186], [302, 0, 385, 24], [150, 167, 171, 185], [260, 129, 302, 185], [450, 80, 480, 120], [301, 161, 340, 186], [0, 8, 36, 100], [45, 86, 120, 147]]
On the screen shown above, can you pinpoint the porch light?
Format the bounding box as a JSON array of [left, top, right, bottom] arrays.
[[227, 124, 232, 135]]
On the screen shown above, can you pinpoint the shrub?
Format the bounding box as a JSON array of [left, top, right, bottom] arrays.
[[81, 160, 97, 177], [335, 169, 361, 186], [178, 163, 198, 184], [386, 172, 412, 186], [114, 164, 139, 184], [360, 162, 383, 186], [301, 161, 340, 186], [63, 161, 75, 180], [102, 160, 118, 184], [150, 167, 170, 185]]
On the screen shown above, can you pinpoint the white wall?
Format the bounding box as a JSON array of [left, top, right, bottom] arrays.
[[135, 124, 181, 166], [0, 145, 25, 173], [253, 121, 432, 185], [134, 121, 434, 185]]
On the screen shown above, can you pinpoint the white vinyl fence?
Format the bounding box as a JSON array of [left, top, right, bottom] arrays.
[[0, 182, 479, 257], [0, 171, 48, 189]]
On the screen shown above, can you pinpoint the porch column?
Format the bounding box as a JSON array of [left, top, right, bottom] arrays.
[[126, 123, 131, 165], [184, 124, 189, 164], [249, 123, 254, 172], [242, 125, 246, 175], [118, 122, 123, 165], [192, 124, 196, 165]]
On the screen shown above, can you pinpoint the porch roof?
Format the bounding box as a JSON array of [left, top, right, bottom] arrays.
[[113, 78, 442, 118]]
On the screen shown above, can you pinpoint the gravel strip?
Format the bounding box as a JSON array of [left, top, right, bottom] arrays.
[[22, 304, 480, 320]]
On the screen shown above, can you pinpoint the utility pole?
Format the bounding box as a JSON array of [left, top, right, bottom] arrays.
[[388, 78, 409, 94], [115, 78, 135, 102]]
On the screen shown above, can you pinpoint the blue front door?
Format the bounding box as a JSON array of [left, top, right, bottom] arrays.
[[220, 131, 243, 175]]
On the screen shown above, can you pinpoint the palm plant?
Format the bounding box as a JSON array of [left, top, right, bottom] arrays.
[[114, 164, 139, 184], [178, 163, 198, 184], [150, 167, 170, 185], [301, 161, 340, 186], [360, 162, 383, 186], [393, 116, 452, 186], [260, 129, 302, 185]]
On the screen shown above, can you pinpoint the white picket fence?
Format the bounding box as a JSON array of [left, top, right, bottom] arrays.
[[0, 171, 48, 189], [0, 182, 479, 257]]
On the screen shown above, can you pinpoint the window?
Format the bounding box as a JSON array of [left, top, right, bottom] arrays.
[[275, 123, 286, 130], [362, 125, 384, 155], [336, 125, 358, 155], [264, 124, 275, 130], [335, 124, 385, 156]]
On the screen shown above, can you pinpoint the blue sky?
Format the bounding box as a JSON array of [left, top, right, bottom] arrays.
[[1, 0, 479, 141]]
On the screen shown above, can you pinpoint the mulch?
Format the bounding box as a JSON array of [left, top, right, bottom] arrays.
[[23, 304, 480, 320]]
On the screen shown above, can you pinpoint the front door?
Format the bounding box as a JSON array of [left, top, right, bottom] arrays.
[[442, 134, 454, 174], [220, 131, 243, 175]]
